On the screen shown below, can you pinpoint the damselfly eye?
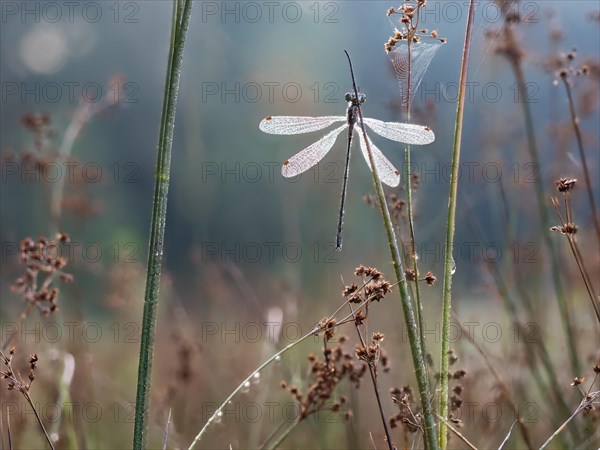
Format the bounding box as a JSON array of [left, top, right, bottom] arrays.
[[344, 93, 352, 102], [359, 93, 366, 103]]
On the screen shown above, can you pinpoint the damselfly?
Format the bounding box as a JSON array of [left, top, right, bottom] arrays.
[[259, 91, 435, 250]]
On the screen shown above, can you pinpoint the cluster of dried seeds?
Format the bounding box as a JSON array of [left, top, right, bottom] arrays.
[[11, 234, 74, 316], [0, 347, 38, 394], [385, 1, 446, 52], [281, 336, 362, 421]]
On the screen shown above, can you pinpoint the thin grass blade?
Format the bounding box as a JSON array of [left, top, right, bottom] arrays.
[[497, 420, 517, 450]]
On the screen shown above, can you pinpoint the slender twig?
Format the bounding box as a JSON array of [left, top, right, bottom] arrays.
[[561, 78, 600, 242], [6, 407, 12, 450], [346, 302, 394, 450], [344, 50, 439, 450], [259, 418, 290, 450], [478, 174, 578, 437], [132, 2, 194, 449], [49, 81, 121, 232], [402, 6, 428, 370], [0, 355, 55, 450], [463, 197, 576, 443], [189, 283, 384, 450], [162, 409, 172, 450], [498, 420, 518, 450], [267, 419, 300, 450], [25, 392, 56, 450], [452, 312, 535, 450], [438, 2, 477, 448], [188, 326, 321, 449], [507, 40, 580, 376], [538, 391, 600, 450], [550, 196, 600, 322], [0, 407, 4, 450], [435, 414, 478, 450], [189, 289, 384, 450]]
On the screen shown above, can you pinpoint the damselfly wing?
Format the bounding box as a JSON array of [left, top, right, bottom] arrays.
[[259, 92, 435, 249]]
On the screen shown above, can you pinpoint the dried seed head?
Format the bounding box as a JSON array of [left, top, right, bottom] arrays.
[[453, 369, 467, 379], [424, 271, 436, 286], [372, 332, 385, 342], [56, 232, 70, 242], [354, 310, 366, 326], [571, 377, 585, 386], [449, 353, 459, 365], [555, 177, 577, 192], [355, 346, 367, 360]]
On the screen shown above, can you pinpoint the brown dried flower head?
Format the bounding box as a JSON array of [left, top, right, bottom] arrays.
[[555, 177, 577, 192]]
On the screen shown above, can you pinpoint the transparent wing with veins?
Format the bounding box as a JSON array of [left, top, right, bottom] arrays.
[[356, 129, 401, 187], [259, 116, 346, 135], [259, 114, 435, 180], [363, 118, 435, 145], [280, 124, 348, 178]]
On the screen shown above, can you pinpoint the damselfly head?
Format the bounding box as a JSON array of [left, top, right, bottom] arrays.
[[344, 92, 366, 105]]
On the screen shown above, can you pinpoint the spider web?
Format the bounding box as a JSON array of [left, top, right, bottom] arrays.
[[388, 38, 443, 107]]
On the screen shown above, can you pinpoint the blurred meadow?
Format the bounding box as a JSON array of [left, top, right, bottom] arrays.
[[0, 1, 599, 449]]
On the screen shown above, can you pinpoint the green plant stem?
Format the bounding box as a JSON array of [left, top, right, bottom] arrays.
[[438, 1, 476, 448], [132, 2, 193, 449], [561, 78, 600, 242], [267, 419, 300, 450], [405, 146, 428, 365], [404, 34, 427, 366], [259, 418, 290, 450], [344, 50, 438, 450], [510, 59, 580, 376], [399, 13, 427, 364], [188, 326, 320, 449]]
